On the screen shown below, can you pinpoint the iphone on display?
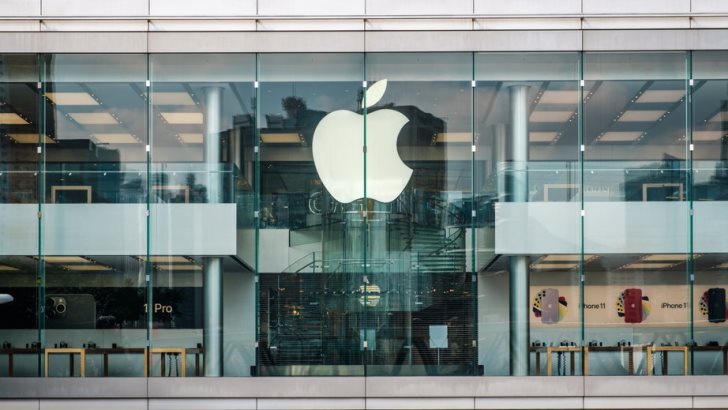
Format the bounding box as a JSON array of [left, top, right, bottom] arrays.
[[624, 288, 643, 324]]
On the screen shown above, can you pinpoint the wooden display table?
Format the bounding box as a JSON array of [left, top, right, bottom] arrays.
[[0, 347, 40, 377], [45, 347, 85, 377], [583, 345, 650, 376], [647, 345, 688, 376]]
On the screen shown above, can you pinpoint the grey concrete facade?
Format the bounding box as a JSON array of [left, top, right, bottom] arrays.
[[3, 3, 728, 410], [1, 376, 728, 409]]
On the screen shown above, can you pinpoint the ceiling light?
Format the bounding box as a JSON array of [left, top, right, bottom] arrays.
[[529, 111, 574, 123], [0, 265, 19, 271], [62, 264, 112, 271], [530, 263, 578, 270], [435, 132, 473, 143], [622, 262, 675, 269], [693, 131, 726, 141], [538, 90, 578, 104], [138, 256, 190, 263], [153, 92, 196, 106], [714, 262, 728, 269], [598, 132, 643, 142], [43, 256, 91, 264], [160, 112, 203, 125], [93, 133, 139, 144], [260, 133, 302, 144], [156, 264, 202, 271], [529, 132, 559, 143], [641, 254, 693, 262], [635, 90, 685, 103], [45, 92, 99, 106], [0, 113, 29, 125], [7, 134, 55, 144], [178, 133, 204, 144], [68, 113, 119, 125], [541, 255, 596, 262], [618, 110, 666, 122], [710, 112, 727, 123]]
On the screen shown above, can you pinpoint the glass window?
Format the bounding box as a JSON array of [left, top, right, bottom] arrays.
[[257, 53, 366, 376], [149, 54, 256, 376], [40, 54, 149, 376], [475, 52, 582, 376], [583, 52, 690, 376], [365, 53, 475, 376], [691, 51, 728, 375]]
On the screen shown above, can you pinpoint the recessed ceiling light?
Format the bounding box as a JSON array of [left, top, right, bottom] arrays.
[[0, 113, 29, 125], [618, 110, 666, 122], [178, 133, 204, 144], [541, 255, 596, 262], [7, 134, 55, 144], [43, 256, 92, 264], [538, 90, 578, 105], [641, 254, 693, 262], [710, 112, 727, 123], [93, 133, 139, 144], [45, 92, 99, 106], [529, 111, 574, 123], [160, 112, 203, 125], [635, 90, 685, 103], [622, 262, 675, 269], [68, 113, 119, 125], [598, 132, 643, 142], [0, 265, 19, 271], [260, 133, 302, 144], [530, 263, 578, 270], [153, 92, 196, 106], [529, 132, 559, 143], [435, 132, 472, 143], [156, 264, 202, 271], [138, 256, 190, 263], [693, 131, 726, 141], [62, 264, 112, 271]]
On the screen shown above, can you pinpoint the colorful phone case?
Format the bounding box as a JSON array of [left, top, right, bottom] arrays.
[[624, 288, 643, 324]]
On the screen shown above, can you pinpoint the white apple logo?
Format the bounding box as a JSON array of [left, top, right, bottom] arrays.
[[312, 79, 412, 203]]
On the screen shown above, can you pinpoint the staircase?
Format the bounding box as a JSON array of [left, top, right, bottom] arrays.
[[411, 225, 466, 274]]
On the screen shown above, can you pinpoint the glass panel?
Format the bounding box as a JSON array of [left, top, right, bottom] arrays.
[[150, 54, 256, 376], [475, 52, 582, 376], [0, 54, 41, 376], [365, 53, 475, 376], [691, 51, 728, 375], [41, 54, 149, 376], [583, 52, 690, 376], [256, 53, 365, 376]]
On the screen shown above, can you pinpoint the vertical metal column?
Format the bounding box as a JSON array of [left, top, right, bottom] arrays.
[[508, 85, 530, 376], [203, 86, 223, 376]]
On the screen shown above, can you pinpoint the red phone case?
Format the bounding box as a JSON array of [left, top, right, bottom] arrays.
[[624, 288, 643, 324]]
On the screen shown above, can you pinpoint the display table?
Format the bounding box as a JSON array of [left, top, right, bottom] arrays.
[[148, 347, 187, 377], [0, 347, 40, 377], [692, 345, 728, 375], [584, 345, 649, 376], [647, 345, 688, 376], [85, 347, 147, 377], [45, 347, 85, 377]]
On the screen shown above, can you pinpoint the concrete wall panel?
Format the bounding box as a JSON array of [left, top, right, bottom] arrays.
[[258, 0, 364, 16], [474, 0, 581, 15], [366, 0, 472, 16], [149, 32, 364, 52], [2, 0, 40, 17], [42, 0, 149, 16], [150, 0, 255, 16], [583, 0, 690, 14]]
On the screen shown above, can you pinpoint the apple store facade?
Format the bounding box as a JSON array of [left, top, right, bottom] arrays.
[[5, 14, 728, 409]]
